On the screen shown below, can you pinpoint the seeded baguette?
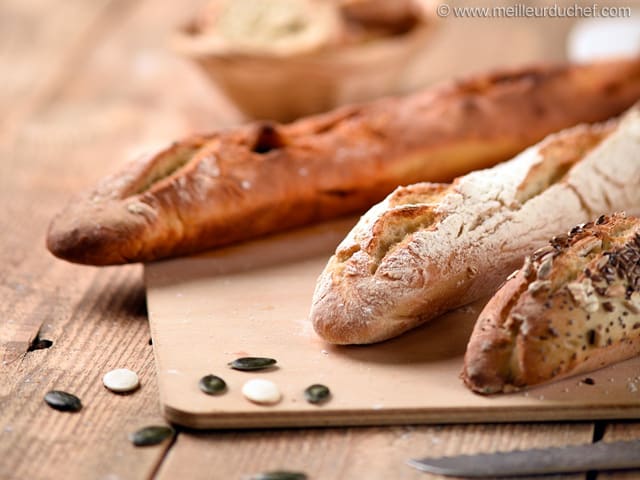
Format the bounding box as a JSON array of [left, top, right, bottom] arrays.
[[462, 213, 640, 394], [310, 103, 640, 345], [47, 58, 640, 265]]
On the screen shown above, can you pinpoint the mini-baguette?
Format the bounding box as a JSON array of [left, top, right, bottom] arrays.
[[47, 58, 640, 265], [310, 103, 640, 345], [462, 213, 640, 394]]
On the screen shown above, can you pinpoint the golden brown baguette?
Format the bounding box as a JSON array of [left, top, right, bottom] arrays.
[[310, 103, 640, 345], [462, 213, 640, 394], [48, 57, 640, 265]]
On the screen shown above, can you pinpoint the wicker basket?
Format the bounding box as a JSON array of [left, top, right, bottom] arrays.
[[173, 1, 438, 122]]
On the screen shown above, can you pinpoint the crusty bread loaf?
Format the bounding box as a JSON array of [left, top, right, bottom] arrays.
[[47, 58, 640, 265], [462, 213, 640, 394], [310, 103, 640, 345]]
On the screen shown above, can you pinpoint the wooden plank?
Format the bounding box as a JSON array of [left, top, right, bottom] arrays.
[[599, 421, 640, 480], [156, 423, 592, 480], [42, 0, 241, 145], [0, 268, 173, 480], [0, 0, 236, 361], [0, 0, 231, 478], [0, 0, 141, 359], [0, 0, 135, 143]]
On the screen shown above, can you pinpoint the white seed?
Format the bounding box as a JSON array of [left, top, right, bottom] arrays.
[[606, 284, 626, 298], [536, 257, 553, 279], [567, 278, 599, 312], [127, 202, 148, 214], [573, 237, 602, 257], [242, 379, 281, 405], [596, 256, 609, 269], [528, 280, 551, 294], [103, 368, 140, 393], [630, 292, 640, 310], [522, 257, 533, 278]]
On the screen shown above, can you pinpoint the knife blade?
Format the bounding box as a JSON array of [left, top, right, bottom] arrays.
[[408, 439, 640, 477]]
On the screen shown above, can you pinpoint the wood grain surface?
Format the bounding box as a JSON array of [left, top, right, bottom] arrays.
[[1, 0, 638, 478], [155, 424, 592, 480]]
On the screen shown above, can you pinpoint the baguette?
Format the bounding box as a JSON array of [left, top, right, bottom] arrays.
[[462, 213, 640, 394], [47, 58, 640, 265], [310, 103, 640, 344]]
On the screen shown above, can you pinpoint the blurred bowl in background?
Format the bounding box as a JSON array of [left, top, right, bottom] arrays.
[[173, 0, 439, 122]]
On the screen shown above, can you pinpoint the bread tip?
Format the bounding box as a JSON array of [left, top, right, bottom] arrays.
[[310, 309, 357, 345], [46, 217, 79, 261], [46, 215, 125, 266], [46, 222, 92, 265], [460, 365, 509, 395], [310, 291, 383, 345]]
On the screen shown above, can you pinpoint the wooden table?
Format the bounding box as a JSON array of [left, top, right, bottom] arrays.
[[2, 0, 638, 478]]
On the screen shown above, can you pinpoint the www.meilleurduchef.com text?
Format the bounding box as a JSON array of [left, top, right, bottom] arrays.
[[436, 3, 632, 19]]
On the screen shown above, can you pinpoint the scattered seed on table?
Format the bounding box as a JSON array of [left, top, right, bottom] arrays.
[[129, 425, 174, 447], [304, 384, 330, 405], [246, 471, 307, 480], [229, 357, 277, 371], [242, 379, 281, 405], [103, 368, 140, 393], [198, 374, 227, 395], [28, 338, 53, 351], [44, 390, 82, 412]]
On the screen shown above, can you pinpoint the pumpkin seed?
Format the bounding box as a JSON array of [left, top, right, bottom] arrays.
[[242, 379, 281, 405], [44, 390, 82, 412], [229, 357, 277, 371], [304, 384, 330, 404], [129, 425, 174, 447], [198, 374, 227, 395], [28, 338, 53, 351], [103, 368, 139, 393], [246, 471, 307, 480]]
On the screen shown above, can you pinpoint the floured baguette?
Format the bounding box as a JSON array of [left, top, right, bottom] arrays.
[[310, 103, 640, 344], [462, 213, 640, 394], [47, 58, 640, 265]]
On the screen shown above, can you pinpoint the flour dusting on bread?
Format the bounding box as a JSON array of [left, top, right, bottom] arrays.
[[311, 104, 640, 345]]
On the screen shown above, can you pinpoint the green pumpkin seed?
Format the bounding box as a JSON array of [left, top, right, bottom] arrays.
[[198, 374, 227, 395], [229, 357, 277, 371], [246, 471, 307, 480], [28, 338, 53, 351], [304, 384, 330, 405], [129, 425, 175, 447], [44, 390, 82, 412]]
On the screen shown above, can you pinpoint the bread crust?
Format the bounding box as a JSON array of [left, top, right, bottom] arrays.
[[48, 58, 640, 265], [310, 103, 640, 344], [462, 213, 640, 394]]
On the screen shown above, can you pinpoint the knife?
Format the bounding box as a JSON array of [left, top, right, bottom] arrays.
[[408, 439, 640, 477]]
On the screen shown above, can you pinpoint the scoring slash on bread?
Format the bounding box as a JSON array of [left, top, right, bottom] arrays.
[[47, 58, 640, 265], [462, 213, 640, 394], [310, 102, 640, 345]]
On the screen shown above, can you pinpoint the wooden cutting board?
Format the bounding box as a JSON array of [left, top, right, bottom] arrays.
[[144, 219, 640, 429]]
